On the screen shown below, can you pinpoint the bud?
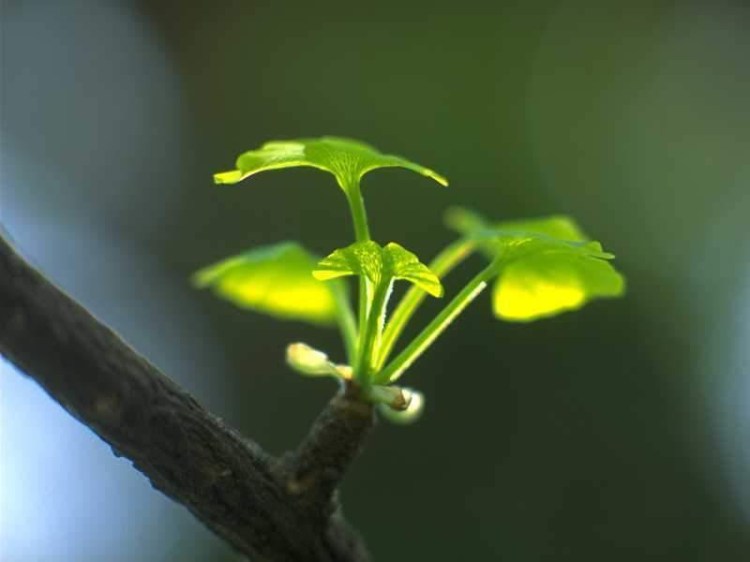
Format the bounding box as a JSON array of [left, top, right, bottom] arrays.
[[367, 385, 410, 410], [286, 343, 334, 376], [378, 388, 425, 424]]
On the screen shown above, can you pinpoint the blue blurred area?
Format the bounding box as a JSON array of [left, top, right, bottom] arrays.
[[2, 0, 750, 560], [1, 1, 232, 560], [1, 362, 190, 561], [0, 195, 235, 562], [0, 213, 235, 562]]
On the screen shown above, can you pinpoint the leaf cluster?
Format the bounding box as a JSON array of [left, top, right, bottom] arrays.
[[195, 137, 625, 423]]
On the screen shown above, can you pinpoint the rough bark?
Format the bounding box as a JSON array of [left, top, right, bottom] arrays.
[[0, 234, 374, 562]]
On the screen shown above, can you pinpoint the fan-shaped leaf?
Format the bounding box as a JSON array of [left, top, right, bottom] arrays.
[[313, 241, 443, 297], [447, 208, 625, 322], [312, 240, 383, 283], [193, 242, 341, 325], [493, 249, 624, 321], [214, 136, 447, 194], [383, 243, 444, 298]]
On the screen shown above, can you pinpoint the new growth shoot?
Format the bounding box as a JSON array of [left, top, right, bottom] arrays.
[[194, 137, 625, 423]]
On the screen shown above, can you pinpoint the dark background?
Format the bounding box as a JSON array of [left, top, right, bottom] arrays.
[[2, 0, 750, 560]]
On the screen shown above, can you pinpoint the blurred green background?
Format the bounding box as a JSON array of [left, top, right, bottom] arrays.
[[2, 0, 749, 560]]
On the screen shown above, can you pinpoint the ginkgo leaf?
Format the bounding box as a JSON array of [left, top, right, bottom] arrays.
[[312, 240, 384, 284], [193, 242, 342, 325], [492, 249, 624, 321], [446, 208, 625, 322], [446, 207, 588, 245], [491, 216, 588, 242], [214, 136, 448, 193], [313, 241, 443, 297], [383, 243, 444, 298]]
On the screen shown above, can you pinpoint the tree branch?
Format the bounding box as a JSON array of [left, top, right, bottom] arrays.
[[280, 384, 375, 510], [0, 234, 373, 562]]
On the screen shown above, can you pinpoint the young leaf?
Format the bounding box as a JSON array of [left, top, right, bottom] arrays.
[[492, 246, 624, 321], [313, 241, 444, 297], [312, 240, 384, 284], [193, 242, 343, 326], [315, 241, 444, 380], [214, 137, 448, 193], [383, 243, 444, 298], [214, 137, 447, 244], [446, 207, 588, 243], [447, 208, 625, 322]]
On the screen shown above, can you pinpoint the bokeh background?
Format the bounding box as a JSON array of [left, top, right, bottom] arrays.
[[2, 0, 750, 560]]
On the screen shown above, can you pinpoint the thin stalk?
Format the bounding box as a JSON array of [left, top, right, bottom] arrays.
[[352, 276, 373, 383], [373, 262, 495, 385], [331, 283, 358, 364], [375, 239, 475, 369], [342, 179, 372, 382], [354, 279, 392, 381], [344, 182, 371, 243]]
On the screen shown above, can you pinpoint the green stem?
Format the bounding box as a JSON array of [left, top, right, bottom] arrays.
[[353, 276, 370, 383], [342, 178, 372, 381], [374, 262, 495, 385], [344, 182, 371, 243], [375, 239, 475, 369], [332, 283, 358, 364], [354, 279, 392, 382]]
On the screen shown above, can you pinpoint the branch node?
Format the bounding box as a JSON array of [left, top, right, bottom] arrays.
[[278, 381, 375, 510]]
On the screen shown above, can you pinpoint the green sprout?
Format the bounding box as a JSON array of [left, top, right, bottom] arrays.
[[194, 137, 625, 423]]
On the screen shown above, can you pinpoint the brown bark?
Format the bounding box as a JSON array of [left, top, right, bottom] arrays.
[[0, 234, 374, 562]]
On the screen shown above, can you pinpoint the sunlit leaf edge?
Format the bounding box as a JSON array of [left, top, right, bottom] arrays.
[[213, 136, 448, 191], [313, 240, 443, 297], [193, 241, 343, 326], [490, 244, 626, 322]]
